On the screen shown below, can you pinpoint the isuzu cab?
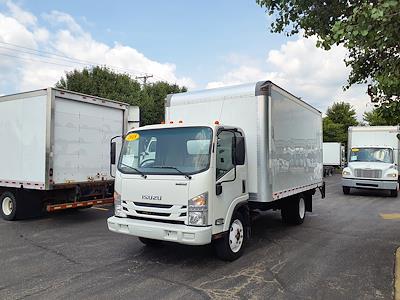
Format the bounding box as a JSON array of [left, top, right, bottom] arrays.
[[107, 81, 325, 260]]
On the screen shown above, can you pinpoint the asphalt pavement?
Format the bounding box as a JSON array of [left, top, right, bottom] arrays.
[[1, 174, 400, 299]]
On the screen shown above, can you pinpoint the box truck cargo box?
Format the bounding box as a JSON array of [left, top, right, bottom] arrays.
[[107, 81, 324, 260], [0, 88, 137, 220], [342, 126, 400, 196], [323, 142, 345, 176]]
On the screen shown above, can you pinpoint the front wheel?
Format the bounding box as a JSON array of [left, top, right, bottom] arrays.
[[214, 212, 246, 261], [343, 186, 350, 195], [390, 189, 398, 198], [281, 195, 306, 225]]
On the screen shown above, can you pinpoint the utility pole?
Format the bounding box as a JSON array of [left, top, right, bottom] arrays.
[[135, 74, 153, 85]]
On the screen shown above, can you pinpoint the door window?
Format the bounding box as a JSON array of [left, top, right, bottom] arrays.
[[216, 131, 235, 179]]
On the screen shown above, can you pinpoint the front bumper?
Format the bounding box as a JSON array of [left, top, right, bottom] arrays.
[[342, 177, 398, 190], [107, 216, 212, 245]]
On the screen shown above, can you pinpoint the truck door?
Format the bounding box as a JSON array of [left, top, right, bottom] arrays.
[[214, 130, 247, 227]]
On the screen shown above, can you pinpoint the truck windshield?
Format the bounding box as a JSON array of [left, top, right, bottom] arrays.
[[118, 127, 213, 176], [349, 148, 393, 163]]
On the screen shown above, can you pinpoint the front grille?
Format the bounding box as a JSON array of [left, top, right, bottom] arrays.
[[122, 200, 187, 223], [354, 169, 382, 179]]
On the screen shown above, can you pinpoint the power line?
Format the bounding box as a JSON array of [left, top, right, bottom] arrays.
[[0, 41, 176, 83]]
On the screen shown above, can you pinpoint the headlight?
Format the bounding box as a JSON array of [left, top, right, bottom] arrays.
[[188, 192, 208, 226], [386, 172, 398, 178], [114, 191, 126, 217], [342, 169, 351, 176]]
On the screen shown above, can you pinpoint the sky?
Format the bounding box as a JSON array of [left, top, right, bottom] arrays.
[[0, 0, 372, 118]]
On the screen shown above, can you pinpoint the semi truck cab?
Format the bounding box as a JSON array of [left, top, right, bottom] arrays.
[[342, 146, 399, 197], [107, 122, 250, 260]]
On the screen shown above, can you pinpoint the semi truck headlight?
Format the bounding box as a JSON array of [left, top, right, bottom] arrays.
[[386, 172, 398, 178], [188, 192, 208, 226], [114, 191, 126, 217], [342, 169, 351, 176]]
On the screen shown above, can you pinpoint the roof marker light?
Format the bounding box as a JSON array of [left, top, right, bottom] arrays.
[[214, 120, 220, 125], [179, 120, 183, 123], [170, 121, 174, 124]]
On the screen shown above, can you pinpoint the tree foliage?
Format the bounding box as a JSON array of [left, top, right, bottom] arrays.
[[363, 101, 400, 125], [256, 0, 400, 104], [56, 66, 186, 126], [323, 102, 358, 144]]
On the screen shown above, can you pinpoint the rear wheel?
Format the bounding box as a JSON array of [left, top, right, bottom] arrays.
[[343, 186, 350, 195], [138, 237, 162, 246], [215, 211, 246, 261], [390, 189, 398, 198], [281, 195, 306, 225], [1, 192, 18, 221]]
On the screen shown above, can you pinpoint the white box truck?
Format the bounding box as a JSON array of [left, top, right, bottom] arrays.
[[323, 142, 345, 176], [342, 126, 400, 197], [107, 81, 325, 260], [0, 88, 138, 220]]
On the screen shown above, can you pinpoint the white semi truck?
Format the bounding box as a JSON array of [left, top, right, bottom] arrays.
[[342, 126, 400, 197], [323, 142, 345, 176], [107, 81, 325, 260], [0, 88, 138, 220]]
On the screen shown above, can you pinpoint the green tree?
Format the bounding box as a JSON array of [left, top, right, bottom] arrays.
[[256, 0, 400, 104], [363, 102, 400, 126], [323, 102, 358, 144], [56, 66, 186, 126]]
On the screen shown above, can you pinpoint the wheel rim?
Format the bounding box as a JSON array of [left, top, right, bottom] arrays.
[[229, 219, 244, 253], [2, 197, 13, 216], [299, 197, 305, 219]]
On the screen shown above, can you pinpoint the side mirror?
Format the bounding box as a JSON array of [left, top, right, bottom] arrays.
[[110, 142, 117, 165], [234, 136, 245, 165], [397, 133, 400, 141], [216, 183, 222, 196]]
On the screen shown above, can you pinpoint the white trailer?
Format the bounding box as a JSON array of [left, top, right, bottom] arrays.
[[0, 88, 136, 220], [107, 81, 324, 260], [323, 142, 345, 176], [342, 126, 400, 197]]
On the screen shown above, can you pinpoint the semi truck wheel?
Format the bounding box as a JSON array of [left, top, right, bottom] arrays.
[[390, 189, 398, 198], [281, 195, 306, 225], [138, 237, 162, 246], [343, 187, 350, 195], [0, 191, 18, 221], [215, 211, 246, 261]]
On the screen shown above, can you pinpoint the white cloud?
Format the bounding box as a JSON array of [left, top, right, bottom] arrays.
[[0, 2, 195, 94], [206, 36, 371, 119]]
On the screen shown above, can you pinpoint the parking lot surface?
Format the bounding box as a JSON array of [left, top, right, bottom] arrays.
[[1, 174, 399, 299]]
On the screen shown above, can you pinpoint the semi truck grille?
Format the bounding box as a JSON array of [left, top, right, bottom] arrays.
[[122, 200, 187, 223], [354, 169, 382, 179]]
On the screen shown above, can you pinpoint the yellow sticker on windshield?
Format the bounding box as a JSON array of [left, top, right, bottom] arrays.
[[352, 148, 359, 152], [125, 133, 140, 141]]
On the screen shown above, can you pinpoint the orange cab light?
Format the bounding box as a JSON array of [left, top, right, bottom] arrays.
[[214, 120, 220, 125], [178, 120, 183, 123], [170, 121, 174, 124], [161, 121, 165, 124]]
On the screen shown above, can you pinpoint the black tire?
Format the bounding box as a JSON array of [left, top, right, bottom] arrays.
[[343, 186, 350, 195], [138, 237, 162, 246], [214, 211, 246, 261], [390, 189, 398, 198], [281, 195, 306, 225], [0, 191, 18, 221]]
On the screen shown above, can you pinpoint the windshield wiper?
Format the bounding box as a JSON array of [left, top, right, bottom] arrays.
[[120, 163, 147, 178], [151, 165, 192, 179]]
